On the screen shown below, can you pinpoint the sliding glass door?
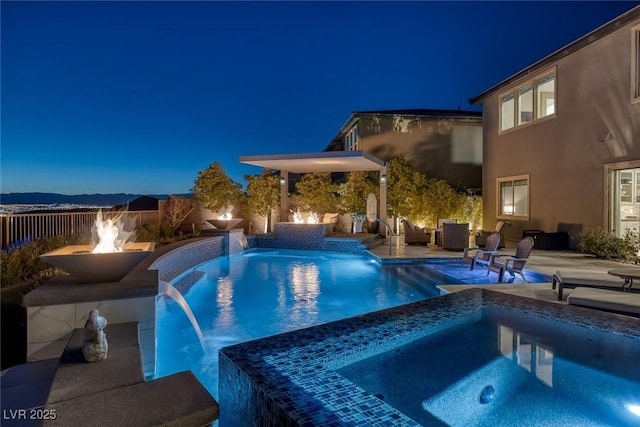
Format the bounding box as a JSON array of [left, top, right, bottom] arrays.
[[611, 168, 640, 237]]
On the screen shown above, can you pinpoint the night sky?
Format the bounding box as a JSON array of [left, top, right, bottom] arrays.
[[2, 1, 638, 195]]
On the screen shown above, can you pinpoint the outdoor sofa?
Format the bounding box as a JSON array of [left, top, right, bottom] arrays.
[[401, 219, 431, 245]]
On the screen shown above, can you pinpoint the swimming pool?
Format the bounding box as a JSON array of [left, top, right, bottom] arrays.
[[154, 248, 442, 398], [219, 289, 640, 426]]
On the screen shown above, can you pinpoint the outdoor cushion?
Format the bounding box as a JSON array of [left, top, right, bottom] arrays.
[[552, 270, 628, 300], [567, 287, 640, 316]]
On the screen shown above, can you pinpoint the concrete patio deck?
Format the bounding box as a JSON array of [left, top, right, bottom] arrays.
[[366, 235, 637, 305]]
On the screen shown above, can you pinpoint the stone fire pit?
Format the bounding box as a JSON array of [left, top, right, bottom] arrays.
[[40, 242, 155, 283]]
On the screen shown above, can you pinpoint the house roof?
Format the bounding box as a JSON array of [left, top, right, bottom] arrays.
[[239, 150, 386, 173], [469, 5, 640, 105], [324, 108, 482, 151], [353, 108, 482, 118]]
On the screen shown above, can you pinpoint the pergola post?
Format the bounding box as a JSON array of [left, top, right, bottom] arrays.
[[379, 166, 387, 237], [280, 170, 289, 223]]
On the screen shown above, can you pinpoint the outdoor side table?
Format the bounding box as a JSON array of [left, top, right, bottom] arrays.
[[607, 268, 640, 290]]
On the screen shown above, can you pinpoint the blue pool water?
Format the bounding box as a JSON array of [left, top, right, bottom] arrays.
[[339, 306, 640, 426], [155, 249, 441, 397]]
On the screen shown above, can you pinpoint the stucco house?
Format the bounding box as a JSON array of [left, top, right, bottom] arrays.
[[324, 109, 483, 194], [469, 5, 640, 245]]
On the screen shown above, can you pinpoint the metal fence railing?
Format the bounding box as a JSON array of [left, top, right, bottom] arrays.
[[0, 210, 162, 251]]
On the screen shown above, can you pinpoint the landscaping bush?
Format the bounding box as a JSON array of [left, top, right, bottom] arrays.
[[1, 235, 72, 288], [136, 222, 177, 245], [577, 227, 640, 262]]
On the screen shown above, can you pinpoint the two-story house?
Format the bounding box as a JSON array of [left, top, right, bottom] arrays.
[[469, 6, 640, 245], [324, 109, 483, 194]]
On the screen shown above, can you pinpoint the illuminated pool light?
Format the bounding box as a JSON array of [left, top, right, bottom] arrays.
[[626, 403, 640, 416]]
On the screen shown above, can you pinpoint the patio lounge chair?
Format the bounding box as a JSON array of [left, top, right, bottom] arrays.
[[476, 221, 508, 249], [551, 270, 632, 300], [487, 236, 534, 282], [461, 232, 501, 270], [401, 219, 431, 245], [567, 287, 640, 317]]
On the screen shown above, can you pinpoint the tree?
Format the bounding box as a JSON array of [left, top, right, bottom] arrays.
[[191, 162, 243, 216], [338, 171, 378, 214], [387, 157, 425, 231], [292, 172, 339, 215], [164, 195, 197, 230], [413, 178, 462, 228], [412, 180, 483, 230], [245, 169, 280, 233]]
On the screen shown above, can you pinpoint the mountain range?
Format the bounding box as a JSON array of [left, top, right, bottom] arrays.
[[0, 192, 182, 205]]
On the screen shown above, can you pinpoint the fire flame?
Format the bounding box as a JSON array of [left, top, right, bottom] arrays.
[[217, 207, 233, 220], [293, 210, 318, 224], [91, 210, 136, 253]]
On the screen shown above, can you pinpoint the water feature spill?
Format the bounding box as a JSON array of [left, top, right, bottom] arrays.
[[239, 233, 249, 250], [158, 280, 206, 351]]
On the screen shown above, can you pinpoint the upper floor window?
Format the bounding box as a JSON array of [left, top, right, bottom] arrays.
[[633, 24, 640, 102], [500, 71, 556, 132], [497, 175, 529, 219], [518, 84, 533, 125], [345, 126, 358, 151], [536, 74, 555, 117], [500, 94, 515, 131]]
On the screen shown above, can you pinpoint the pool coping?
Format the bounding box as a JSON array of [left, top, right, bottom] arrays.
[[218, 288, 640, 426]]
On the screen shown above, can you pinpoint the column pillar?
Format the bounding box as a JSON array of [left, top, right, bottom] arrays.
[[379, 166, 387, 237], [280, 171, 289, 223]]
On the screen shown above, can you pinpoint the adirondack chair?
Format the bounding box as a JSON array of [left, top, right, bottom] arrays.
[[462, 232, 501, 270], [476, 221, 509, 249], [488, 236, 534, 282]]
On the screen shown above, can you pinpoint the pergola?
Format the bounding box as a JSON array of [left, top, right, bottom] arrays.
[[239, 150, 388, 234]]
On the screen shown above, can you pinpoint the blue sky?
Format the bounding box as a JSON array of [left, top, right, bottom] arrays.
[[2, 1, 638, 195]]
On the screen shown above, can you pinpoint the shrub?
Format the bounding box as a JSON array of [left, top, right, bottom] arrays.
[[136, 222, 177, 245], [1, 235, 70, 288], [577, 227, 640, 262], [164, 195, 197, 229]]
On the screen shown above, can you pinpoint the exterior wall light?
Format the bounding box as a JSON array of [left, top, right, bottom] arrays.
[[380, 175, 387, 185], [280, 177, 286, 186]]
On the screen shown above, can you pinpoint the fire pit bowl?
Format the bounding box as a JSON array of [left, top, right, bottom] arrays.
[[206, 219, 243, 230], [39, 242, 155, 283]]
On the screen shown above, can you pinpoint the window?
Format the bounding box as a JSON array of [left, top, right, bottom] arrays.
[[536, 74, 555, 118], [497, 175, 529, 219], [500, 94, 515, 131], [345, 126, 358, 151], [499, 70, 556, 132], [518, 84, 533, 125], [633, 24, 640, 102]]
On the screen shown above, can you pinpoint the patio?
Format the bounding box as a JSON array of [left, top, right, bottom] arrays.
[[365, 235, 636, 306]]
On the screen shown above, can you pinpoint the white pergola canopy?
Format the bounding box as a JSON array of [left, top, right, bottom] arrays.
[[239, 151, 388, 235], [239, 150, 386, 173]]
